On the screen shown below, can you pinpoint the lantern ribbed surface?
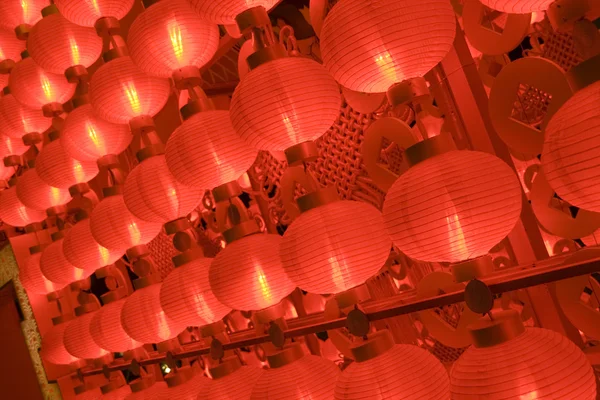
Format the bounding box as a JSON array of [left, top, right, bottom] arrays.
[[90, 298, 142, 353], [9, 57, 76, 109], [250, 354, 340, 400], [124, 155, 204, 224], [125, 382, 168, 400], [185, 0, 278, 24], [0, 163, 14, 182], [121, 283, 186, 344], [335, 344, 450, 399], [0, 134, 30, 156], [54, 0, 135, 27], [36, 140, 99, 189], [90, 194, 162, 253], [281, 200, 390, 295], [102, 385, 132, 400], [450, 328, 596, 399], [542, 80, 600, 213], [64, 312, 110, 360], [61, 104, 132, 162], [16, 169, 71, 211], [157, 373, 207, 400], [40, 238, 89, 285], [320, 0, 456, 93], [0, 186, 45, 227], [382, 150, 522, 263], [20, 252, 61, 295], [89, 56, 171, 124], [230, 56, 341, 152], [165, 110, 257, 189], [0, 93, 51, 139], [0, 0, 46, 30], [480, 0, 554, 12], [0, 28, 24, 63], [209, 233, 295, 311], [27, 12, 103, 74], [160, 257, 231, 327], [63, 219, 123, 272], [127, 0, 219, 78], [40, 322, 80, 365], [200, 366, 263, 400]]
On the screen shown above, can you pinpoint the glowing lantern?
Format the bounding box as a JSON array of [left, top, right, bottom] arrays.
[[123, 155, 204, 224], [16, 169, 71, 211], [89, 56, 171, 124], [0, 163, 14, 182], [54, 0, 135, 27], [0, 92, 51, 139], [75, 388, 102, 400], [335, 330, 450, 399], [480, 0, 554, 13], [160, 257, 231, 327], [127, 0, 219, 78], [0, 134, 30, 157], [0, 186, 45, 227], [35, 140, 99, 189], [20, 250, 61, 295], [27, 7, 103, 75], [9, 56, 76, 109], [40, 234, 89, 285], [320, 0, 456, 93], [165, 110, 257, 189], [40, 319, 81, 365], [230, 56, 341, 152], [200, 358, 263, 400], [121, 283, 186, 344], [450, 310, 596, 399], [125, 379, 168, 400], [185, 0, 279, 24], [0, 28, 24, 89], [90, 297, 142, 353], [0, 0, 46, 31], [157, 367, 208, 400], [63, 219, 123, 273], [102, 383, 132, 400], [64, 310, 110, 360]]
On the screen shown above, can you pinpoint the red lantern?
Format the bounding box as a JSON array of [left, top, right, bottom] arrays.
[[157, 368, 208, 400], [40, 321, 81, 365], [127, 0, 219, 78], [40, 235, 90, 285], [54, 0, 135, 28], [123, 155, 204, 224], [0, 92, 51, 139], [0, 0, 46, 31], [27, 8, 103, 74], [63, 219, 123, 273], [185, 0, 279, 24], [90, 298, 142, 353], [89, 56, 171, 124], [0, 134, 30, 157], [16, 169, 71, 211], [0, 186, 45, 227], [160, 257, 231, 327], [320, 0, 456, 93], [480, 0, 554, 12], [75, 388, 102, 400], [0, 28, 24, 89], [19, 251, 62, 295], [101, 384, 132, 400], [200, 362, 263, 400], [165, 110, 257, 189], [230, 56, 341, 152], [64, 311, 110, 360], [35, 140, 99, 189], [126, 380, 168, 400]]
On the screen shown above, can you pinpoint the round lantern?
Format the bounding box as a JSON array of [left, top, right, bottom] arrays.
[[542, 80, 600, 213], [64, 310, 110, 360], [0, 162, 15, 182], [209, 232, 295, 311], [9, 56, 76, 109], [0, 28, 24, 88], [185, 0, 279, 24], [281, 196, 391, 295], [123, 155, 204, 224], [27, 7, 103, 74], [125, 379, 168, 400], [89, 56, 171, 124], [0, 186, 45, 227], [20, 251, 61, 295], [479, 0, 554, 13], [334, 330, 450, 399], [382, 145, 522, 263], [63, 219, 123, 273], [230, 56, 341, 152], [36, 140, 99, 189], [75, 388, 102, 400], [127, 0, 219, 78], [16, 169, 71, 211], [101, 383, 132, 400], [0, 134, 31, 157], [61, 104, 132, 162], [450, 310, 596, 399], [40, 235, 89, 285], [54, 0, 135, 27], [155, 368, 207, 400], [0, 92, 51, 139], [160, 257, 231, 327], [200, 358, 263, 400], [250, 344, 340, 399], [165, 110, 257, 189], [90, 297, 142, 353], [121, 283, 186, 344], [40, 320, 81, 365], [320, 0, 456, 93], [0, 0, 46, 31], [91, 194, 162, 253]]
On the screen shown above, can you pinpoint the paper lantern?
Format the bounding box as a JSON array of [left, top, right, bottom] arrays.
[[54, 0, 135, 27], [230, 56, 341, 152], [61, 104, 132, 162], [125, 381, 168, 400], [27, 10, 103, 74], [75, 388, 102, 400], [185, 0, 279, 24], [160, 257, 231, 327], [102, 384, 132, 400], [209, 233, 295, 311], [200, 364, 263, 400], [40, 237, 89, 284], [542, 80, 600, 213], [91, 194, 162, 253], [121, 283, 186, 344], [64, 311, 110, 359], [16, 169, 71, 211], [89, 56, 171, 124], [123, 155, 204, 224], [0, 186, 45, 227], [0, 28, 24, 88], [281, 199, 390, 295], [90, 298, 142, 353], [157, 369, 207, 400], [480, 0, 554, 13], [127, 0, 219, 78], [334, 331, 450, 399], [9, 57, 76, 109], [40, 321, 80, 365], [165, 110, 257, 189], [36, 140, 99, 189], [63, 219, 123, 273], [0, 134, 30, 157], [0, 93, 51, 139], [0, 0, 46, 30], [320, 0, 456, 93], [20, 251, 61, 295], [0, 162, 14, 182], [382, 150, 522, 263]]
